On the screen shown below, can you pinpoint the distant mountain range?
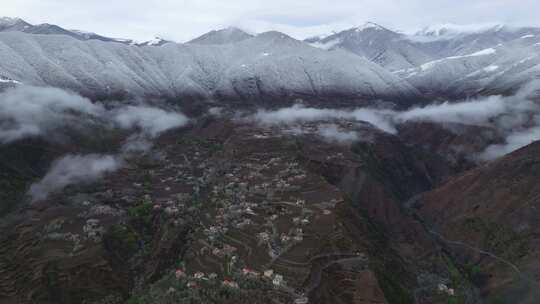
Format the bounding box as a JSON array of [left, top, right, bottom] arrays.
[[0, 17, 171, 46], [1, 17, 540, 102], [305, 22, 540, 98]]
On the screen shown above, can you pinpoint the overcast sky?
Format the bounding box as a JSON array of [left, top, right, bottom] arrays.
[[3, 0, 540, 42]]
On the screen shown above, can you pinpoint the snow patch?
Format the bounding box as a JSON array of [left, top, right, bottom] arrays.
[[420, 48, 496, 71], [0, 77, 21, 84], [469, 48, 497, 56], [520, 34, 535, 39], [483, 65, 499, 72]]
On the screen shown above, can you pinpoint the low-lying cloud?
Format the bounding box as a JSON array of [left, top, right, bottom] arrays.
[[113, 106, 189, 137], [0, 85, 190, 144], [252, 104, 395, 133], [479, 125, 540, 160], [0, 85, 191, 201], [317, 124, 359, 143], [0, 86, 104, 144], [251, 84, 540, 159], [394, 96, 538, 126], [28, 154, 122, 202]]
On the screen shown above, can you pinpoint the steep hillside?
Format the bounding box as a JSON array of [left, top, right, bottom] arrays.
[[415, 141, 540, 303]]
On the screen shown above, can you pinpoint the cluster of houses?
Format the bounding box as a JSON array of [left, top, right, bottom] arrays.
[[172, 265, 286, 291]]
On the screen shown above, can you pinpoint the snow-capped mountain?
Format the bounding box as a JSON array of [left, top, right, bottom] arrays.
[[306, 22, 434, 71], [305, 22, 540, 72], [188, 27, 254, 45], [0, 17, 31, 31], [0, 30, 420, 103]]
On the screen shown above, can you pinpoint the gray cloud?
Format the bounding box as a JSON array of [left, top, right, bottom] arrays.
[[3, 0, 540, 42], [28, 154, 122, 202]]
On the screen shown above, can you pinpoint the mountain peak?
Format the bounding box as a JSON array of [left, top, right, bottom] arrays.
[[354, 22, 385, 32], [255, 31, 300, 44], [188, 27, 253, 45], [0, 17, 25, 26]]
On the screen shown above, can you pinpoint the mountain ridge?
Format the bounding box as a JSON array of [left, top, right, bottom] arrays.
[[0, 30, 421, 104], [2, 17, 540, 101]]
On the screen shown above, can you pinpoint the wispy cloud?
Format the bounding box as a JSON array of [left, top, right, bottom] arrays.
[[28, 154, 121, 202], [113, 106, 189, 137]]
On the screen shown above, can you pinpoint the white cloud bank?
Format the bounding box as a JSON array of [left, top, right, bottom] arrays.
[[252, 84, 540, 160]]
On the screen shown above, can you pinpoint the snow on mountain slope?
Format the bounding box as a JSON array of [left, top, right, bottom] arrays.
[[394, 47, 500, 95], [0, 31, 420, 103], [395, 32, 540, 97], [4, 17, 539, 101], [306, 22, 540, 83]]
